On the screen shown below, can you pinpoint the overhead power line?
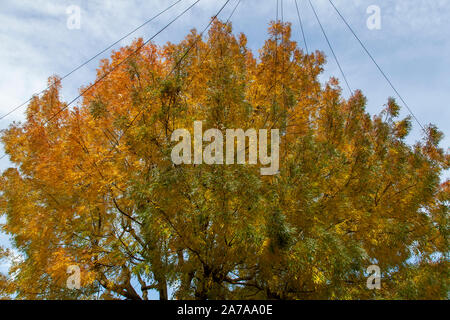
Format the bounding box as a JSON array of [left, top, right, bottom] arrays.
[[0, 0, 184, 121], [327, 0, 425, 132], [168, 0, 241, 86], [294, 0, 309, 55], [111, 0, 235, 148], [78, 0, 235, 161], [1, 0, 237, 162], [45, 0, 202, 125], [308, 0, 352, 96], [227, 0, 242, 23], [166, 0, 235, 79]]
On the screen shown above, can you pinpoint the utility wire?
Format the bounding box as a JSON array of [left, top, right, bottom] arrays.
[[101, 0, 234, 156], [172, 0, 241, 86], [0, 0, 184, 121], [308, 0, 352, 96], [1, 0, 236, 162], [166, 0, 234, 79], [327, 0, 425, 132], [175, 0, 241, 93], [294, 0, 309, 55], [227, 0, 241, 23], [45, 0, 202, 125]]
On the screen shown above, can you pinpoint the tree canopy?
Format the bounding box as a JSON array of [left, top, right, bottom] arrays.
[[0, 21, 448, 300]]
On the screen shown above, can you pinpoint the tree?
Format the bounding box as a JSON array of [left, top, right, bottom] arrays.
[[0, 20, 448, 300]]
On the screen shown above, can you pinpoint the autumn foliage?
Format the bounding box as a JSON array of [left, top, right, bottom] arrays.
[[0, 21, 448, 300]]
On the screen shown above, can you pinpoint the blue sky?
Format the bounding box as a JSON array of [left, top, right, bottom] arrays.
[[0, 0, 449, 296]]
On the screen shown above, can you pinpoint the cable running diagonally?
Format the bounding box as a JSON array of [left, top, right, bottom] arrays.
[[44, 0, 202, 125], [227, 0, 241, 23], [166, 0, 235, 79], [99, 0, 234, 156], [1, 0, 236, 162], [294, 0, 309, 55], [327, 0, 425, 131], [308, 0, 352, 95], [170, 0, 241, 90], [0, 0, 184, 121]]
